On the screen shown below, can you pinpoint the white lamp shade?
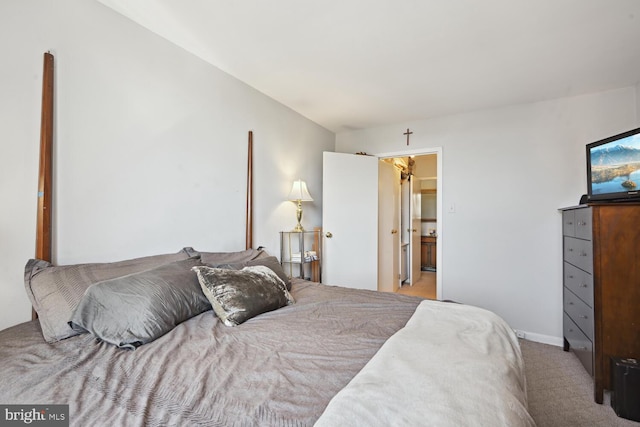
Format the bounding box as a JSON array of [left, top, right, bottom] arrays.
[[288, 179, 313, 202]]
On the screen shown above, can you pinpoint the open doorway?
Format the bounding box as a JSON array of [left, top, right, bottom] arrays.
[[377, 148, 442, 300]]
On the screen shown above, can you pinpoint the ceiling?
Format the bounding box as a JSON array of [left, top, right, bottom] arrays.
[[97, 0, 640, 133]]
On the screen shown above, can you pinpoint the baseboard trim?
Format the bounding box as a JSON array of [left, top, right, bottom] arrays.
[[520, 331, 564, 347]]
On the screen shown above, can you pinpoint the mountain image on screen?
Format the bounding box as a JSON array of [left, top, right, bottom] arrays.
[[591, 145, 640, 187], [591, 145, 640, 166]]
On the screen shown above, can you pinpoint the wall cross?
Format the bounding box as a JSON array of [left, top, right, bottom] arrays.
[[403, 128, 413, 146]]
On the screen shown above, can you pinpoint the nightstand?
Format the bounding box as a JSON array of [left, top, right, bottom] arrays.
[[280, 229, 322, 282]]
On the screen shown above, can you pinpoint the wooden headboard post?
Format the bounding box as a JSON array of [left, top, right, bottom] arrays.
[[34, 52, 54, 320], [245, 131, 253, 250]]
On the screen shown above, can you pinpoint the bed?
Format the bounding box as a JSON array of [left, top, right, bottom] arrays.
[[0, 53, 535, 426]]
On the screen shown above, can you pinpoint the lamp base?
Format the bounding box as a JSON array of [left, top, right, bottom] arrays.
[[292, 200, 305, 232]]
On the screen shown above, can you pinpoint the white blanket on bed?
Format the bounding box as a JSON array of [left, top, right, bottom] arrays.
[[315, 300, 536, 427]]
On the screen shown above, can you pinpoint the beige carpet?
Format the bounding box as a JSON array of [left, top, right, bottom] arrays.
[[520, 339, 639, 426]]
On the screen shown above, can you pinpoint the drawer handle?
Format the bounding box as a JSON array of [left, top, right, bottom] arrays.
[[568, 302, 574, 305], [579, 346, 588, 351], [580, 315, 588, 319], [568, 248, 574, 252], [580, 252, 587, 257], [568, 275, 574, 279], [569, 328, 574, 332], [567, 221, 573, 225], [580, 283, 588, 288]]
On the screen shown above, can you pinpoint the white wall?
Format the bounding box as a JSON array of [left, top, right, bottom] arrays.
[[636, 83, 640, 123], [0, 0, 334, 331], [336, 87, 639, 344]]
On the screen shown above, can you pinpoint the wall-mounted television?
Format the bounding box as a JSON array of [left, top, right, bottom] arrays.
[[587, 127, 640, 202]]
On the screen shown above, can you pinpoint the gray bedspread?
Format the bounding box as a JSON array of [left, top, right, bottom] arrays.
[[0, 280, 422, 426]]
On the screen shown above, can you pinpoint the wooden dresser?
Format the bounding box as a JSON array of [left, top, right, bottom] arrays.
[[560, 203, 640, 403]]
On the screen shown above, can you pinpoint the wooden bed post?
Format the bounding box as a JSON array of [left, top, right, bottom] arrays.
[[34, 52, 54, 320], [246, 131, 253, 250]]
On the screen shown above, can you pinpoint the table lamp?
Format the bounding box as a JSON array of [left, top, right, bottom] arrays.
[[288, 179, 313, 232]]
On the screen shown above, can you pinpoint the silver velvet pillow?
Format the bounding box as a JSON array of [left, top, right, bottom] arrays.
[[192, 265, 294, 327], [212, 256, 292, 290], [24, 249, 192, 343], [69, 257, 211, 350]]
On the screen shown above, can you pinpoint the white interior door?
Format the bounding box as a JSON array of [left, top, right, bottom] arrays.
[[378, 161, 400, 292], [410, 177, 422, 284], [322, 152, 378, 290]]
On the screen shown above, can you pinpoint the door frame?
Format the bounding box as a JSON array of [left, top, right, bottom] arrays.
[[374, 147, 443, 300]]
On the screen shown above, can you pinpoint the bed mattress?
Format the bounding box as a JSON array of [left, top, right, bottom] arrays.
[[0, 280, 421, 426]]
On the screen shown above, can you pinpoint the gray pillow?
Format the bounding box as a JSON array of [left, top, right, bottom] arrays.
[[212, 256, 291, 290], [182, 247, 267, 265], [24, 249, 192, 343], [192, 265, 294, 327], [69, 257, 210, 350]]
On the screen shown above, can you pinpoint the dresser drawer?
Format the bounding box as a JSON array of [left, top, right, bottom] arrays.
[[574, 208, 592, 240], [564, 262, 594, 307], [564, 287, 594, 340], [562, 210, 576, 237], [563, 236, 593, 273], [563, 312, 593, 376]]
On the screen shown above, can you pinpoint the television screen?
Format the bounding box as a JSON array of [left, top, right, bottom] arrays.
[[587, 127, 640, 202]]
